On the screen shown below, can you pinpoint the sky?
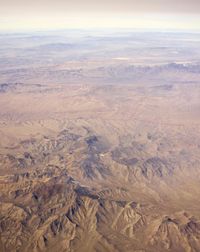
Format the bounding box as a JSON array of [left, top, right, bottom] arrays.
[[0, 0, 200, 31]]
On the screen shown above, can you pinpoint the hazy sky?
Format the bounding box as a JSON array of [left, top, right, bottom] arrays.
[[0, 0, 200, 31]]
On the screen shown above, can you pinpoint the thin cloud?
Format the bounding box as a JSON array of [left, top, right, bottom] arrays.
[[0, 0, 199, 30]]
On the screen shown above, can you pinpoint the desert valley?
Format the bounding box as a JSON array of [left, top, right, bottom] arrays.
[[0, 31, 200, 252]]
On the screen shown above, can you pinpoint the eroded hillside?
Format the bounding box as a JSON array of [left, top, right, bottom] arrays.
[[0, 31, 200, 252]]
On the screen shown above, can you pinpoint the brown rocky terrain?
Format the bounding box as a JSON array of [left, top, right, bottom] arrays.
[[0, 31, 200, 252]]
